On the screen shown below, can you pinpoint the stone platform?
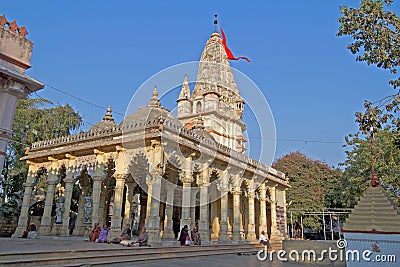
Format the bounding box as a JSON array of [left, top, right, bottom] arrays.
[[0, 237, 287, 266]]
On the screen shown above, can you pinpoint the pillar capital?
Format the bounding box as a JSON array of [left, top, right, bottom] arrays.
[[247, 193, 256, 199], [113, 173, 127, 180], [179, 170, 194, 184]]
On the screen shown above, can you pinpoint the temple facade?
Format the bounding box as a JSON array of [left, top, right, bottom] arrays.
[[13, 30, 290, 244]]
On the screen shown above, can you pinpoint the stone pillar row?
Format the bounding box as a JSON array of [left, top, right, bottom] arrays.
[[12, 159, 282, 244]]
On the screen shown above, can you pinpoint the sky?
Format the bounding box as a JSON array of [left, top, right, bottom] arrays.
[[2, 1, 398, 167]]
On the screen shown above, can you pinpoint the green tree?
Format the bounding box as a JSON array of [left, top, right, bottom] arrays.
[[0, 98, 82, 213], [338, 0, 400, 131], [273, 152, 342, 229], [341, 129, 400, 207]]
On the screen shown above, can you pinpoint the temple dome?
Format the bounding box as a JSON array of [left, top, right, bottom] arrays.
[[120, 87, 174, 128], [90, 105, 117, 132], [190, 116, 216, 143]]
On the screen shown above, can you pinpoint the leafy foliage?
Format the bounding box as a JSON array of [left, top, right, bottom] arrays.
[[1, 98, 82, 205], [338, 0, 400, 132], [341, 129, 400, 207], [273, 152, 342, 229]]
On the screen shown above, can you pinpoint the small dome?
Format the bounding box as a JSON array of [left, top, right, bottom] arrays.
[[120, 86, 174, 128], [190, 116, 216, 142], [90, 105, 117, 132]]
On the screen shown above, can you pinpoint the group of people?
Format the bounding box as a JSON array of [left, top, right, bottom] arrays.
[[178, 224, 201, 246], [88, 223, 148, 247], [89, 223, 271, 248]]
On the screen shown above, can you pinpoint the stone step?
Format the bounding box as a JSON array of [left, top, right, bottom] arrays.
[[0, 243, 267, 266]]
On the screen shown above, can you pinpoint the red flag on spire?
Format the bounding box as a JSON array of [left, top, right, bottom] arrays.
[[219, 26, 250, 62]]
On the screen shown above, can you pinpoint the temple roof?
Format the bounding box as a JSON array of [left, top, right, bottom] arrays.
[[90, 105, 117, 132], [120, 87, 172, 128], [342, 186, 400, 234], [192, 32, 240, 98]]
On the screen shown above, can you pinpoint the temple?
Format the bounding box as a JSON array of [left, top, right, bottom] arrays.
[[13, 30, 290, 244]]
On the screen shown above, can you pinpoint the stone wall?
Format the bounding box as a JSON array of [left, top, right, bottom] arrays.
[[0, 216, 18, 237]]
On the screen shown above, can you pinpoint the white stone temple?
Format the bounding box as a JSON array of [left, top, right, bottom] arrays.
[[12, 29, 290, 245]]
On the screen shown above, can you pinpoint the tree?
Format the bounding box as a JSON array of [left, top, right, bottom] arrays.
[[338, 0, 400, 207], [0, 98, 82, 213], [338, 0, 400, 131], [273, 152, 342, 229], [341, 129, 400, 207]]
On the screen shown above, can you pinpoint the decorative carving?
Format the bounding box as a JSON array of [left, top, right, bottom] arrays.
[[18, 26, 28, 37], [55, 196, 65, 224], [178, 170, 193, 184], [0, 14, 7, 27], [84, 196, 92, 224], [7, 20, 18, 32]]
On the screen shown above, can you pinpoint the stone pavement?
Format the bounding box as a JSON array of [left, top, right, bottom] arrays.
[[0, 238, 337, 266], [131, 254, 312, 267], [0, 237, 117, 253]]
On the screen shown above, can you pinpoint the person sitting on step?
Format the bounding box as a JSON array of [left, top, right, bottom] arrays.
[[259, 231, 271, 249], [27, 223, 37, 239], [89, 222, 101, 242], [95, 224, 109, 243], [128, 227, 148, 247], [108, 223, 131, 244]]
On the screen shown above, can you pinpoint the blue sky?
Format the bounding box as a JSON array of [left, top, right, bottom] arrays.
[[2, 1, 398, 167]]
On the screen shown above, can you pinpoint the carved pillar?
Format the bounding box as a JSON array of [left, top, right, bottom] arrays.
[[92, 153, 105, 227], [61, 166, 74, 236], [198, 184, 210, 242], [247, 192, 257, 240], [180, 157, 193, 229], [98, 185, 106, 225], [124, 182, 134, 227], [190, 188, 198, 227], [269, 184, 279, 240], [73, 186, 88, 236], [39, 166, 58, 235], [232, 186, 241, 241], [146, 172, 162, 242], [198, 165, 210, 242], [91, 176, 104, 227], [162, 184, 176, 239], [109, 175, 125, 239], [259, 182, 268, 234], [12, 164, 36, 238], [282, 188, 288, 238], [218, 171, 230, 241]]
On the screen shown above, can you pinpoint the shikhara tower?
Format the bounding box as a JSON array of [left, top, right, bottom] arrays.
[[177, 32, 247, 153]]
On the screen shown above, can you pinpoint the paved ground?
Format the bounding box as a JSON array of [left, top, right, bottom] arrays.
[[0, 238, 339, 266], [131, 254, 314, 267], [0, 237, 122, 253]]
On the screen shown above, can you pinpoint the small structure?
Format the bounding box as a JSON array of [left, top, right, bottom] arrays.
[[0, 14, 44, 201], [342, 186, 400, 266]]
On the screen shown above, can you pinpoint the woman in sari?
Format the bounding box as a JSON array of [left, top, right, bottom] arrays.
[[191, 225, 201, 245], [89, 223, 101, 242]]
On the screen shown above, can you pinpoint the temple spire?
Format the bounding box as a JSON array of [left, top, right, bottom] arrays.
[[102, 105, 114, 122], [148, 86, 161, 107], [178, 75, 190, 101]]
